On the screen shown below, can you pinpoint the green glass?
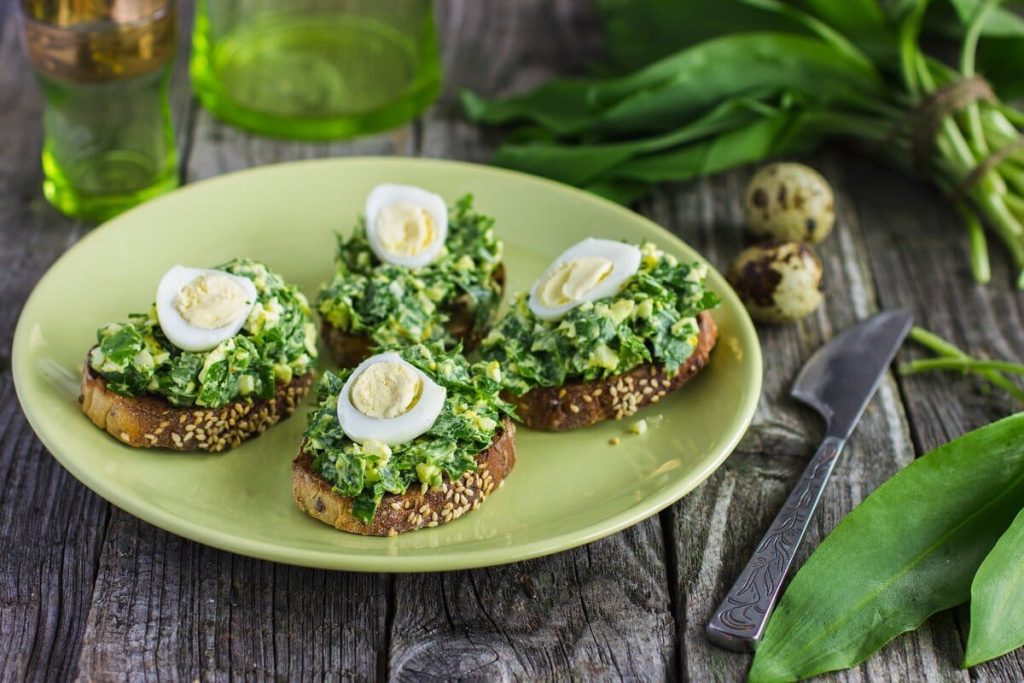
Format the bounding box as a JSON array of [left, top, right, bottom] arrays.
[[190, 0, 442, 140], [21, 1, 179, 222]]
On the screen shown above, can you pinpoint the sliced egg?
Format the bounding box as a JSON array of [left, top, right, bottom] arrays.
[[364, 184, 448, 268], [155, 265, 258, 352], [337, 352, 447, 446], [528, 238, 642, 320]]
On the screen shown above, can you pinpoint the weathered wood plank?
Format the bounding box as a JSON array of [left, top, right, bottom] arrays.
[[391, 2, 677, 681], [0, 6, 109, 681], [652, 152, 972, 682], [73, 13, 414, 679], [849, 155, 1024, 681], [76, 512, 389, 681]]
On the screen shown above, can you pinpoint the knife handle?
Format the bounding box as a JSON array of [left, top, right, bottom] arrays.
[[705, 435, 845, 652]]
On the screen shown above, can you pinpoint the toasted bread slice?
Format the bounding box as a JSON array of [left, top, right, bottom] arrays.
[[321, 264, 506, 367], [292, 419, 516, 536], [80, 363, 315, 452], [509, 311, 718, 431]]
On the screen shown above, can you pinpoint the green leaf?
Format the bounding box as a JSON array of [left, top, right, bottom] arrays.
[[965, 506, 1024, 667], [749, 413, 1024, 683], [489, 93, 777, 186], [607, 110, 823, 183], [462, 33, 886, 137], [594, 0, 808, 73]]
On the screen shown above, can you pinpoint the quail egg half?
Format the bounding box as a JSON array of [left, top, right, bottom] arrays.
[[155, 265, 258, 352], [365, 183, 449, 268], [528, 238, 642, 321], [336, 352, 447, 446]]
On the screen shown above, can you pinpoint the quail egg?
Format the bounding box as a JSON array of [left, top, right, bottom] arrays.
[[365, 184, 448, 268], [336, 352, 446, 445], [728, 241, 824, 323], [155, 265, 258, 352], [528, 238, 642, 321], [744, 162, 835, 244]]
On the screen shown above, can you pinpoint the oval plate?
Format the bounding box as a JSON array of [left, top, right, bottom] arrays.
[[13, 158, 761, 572]]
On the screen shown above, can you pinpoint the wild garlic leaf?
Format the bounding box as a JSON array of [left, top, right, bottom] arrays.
[[748, 413, 1024, 683], [965, 507, 1024, 667]]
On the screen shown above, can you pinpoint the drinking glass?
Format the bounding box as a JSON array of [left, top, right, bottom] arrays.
[[190, 0, 441, 140], [20, 0, 179, 222]]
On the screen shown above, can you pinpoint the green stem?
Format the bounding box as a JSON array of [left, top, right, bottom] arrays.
[[901, 358, 1024, 376], [957, 202, 992, 284], [906, 327, 1024, 401], [959, 0, 1002, 156]]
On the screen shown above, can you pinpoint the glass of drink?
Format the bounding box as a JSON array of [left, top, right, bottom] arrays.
[[20, 0, 179, 222], [190, 0, 441, 140]]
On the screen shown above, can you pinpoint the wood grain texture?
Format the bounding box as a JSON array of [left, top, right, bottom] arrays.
[[76, 512, 388, 680], [848, 155, 1024, 681], [2, 0, 1023, 680], [649, 153, 971, 681], [389, 3, 675, 681], [71, 13, 405, 683], [0, 7, 109, 680]]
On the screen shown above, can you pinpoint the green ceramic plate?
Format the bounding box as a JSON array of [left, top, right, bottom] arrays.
[[13, 158, 761, 572]]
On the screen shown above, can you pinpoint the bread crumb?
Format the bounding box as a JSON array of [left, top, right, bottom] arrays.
[[609, 437, 621, 446], [629, 419, 648, 435]]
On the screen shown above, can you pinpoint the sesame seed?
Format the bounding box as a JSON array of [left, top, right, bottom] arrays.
[[609, 437, 621, 446], [593, 389, 603, 397], [418, 504, 430, 515], [582, 395, 592, 403], [390, 502, 402, 510], [426, 521, 438, 528], [388, 529, 398, 537], [569, 404, 580, 414]]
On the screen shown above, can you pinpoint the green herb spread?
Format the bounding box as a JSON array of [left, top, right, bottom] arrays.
[[303, 344, 513, 524], [481, 242, 719, 395], [317, 194, 503, 349], [88, 259, 318, 408]]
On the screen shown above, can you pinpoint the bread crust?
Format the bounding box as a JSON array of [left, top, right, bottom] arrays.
[[321, 264, 506, 367], [80, 362, 315, 452], [509, 311, 718, 431], [292, 419, 516, 536]]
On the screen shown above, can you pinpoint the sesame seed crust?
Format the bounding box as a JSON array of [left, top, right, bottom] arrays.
[[80, 360, 315, 453], [508, 312, 718, 432], [292, 419, 516, 536], [320, 264, 506, 367]]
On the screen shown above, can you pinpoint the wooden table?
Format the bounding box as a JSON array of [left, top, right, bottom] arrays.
[[3, 1, 1023, 680]]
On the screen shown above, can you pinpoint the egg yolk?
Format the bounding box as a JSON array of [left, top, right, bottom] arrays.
[[175, 273, 249, 330], [536, 256, 614, 307], [350, 361, 423, 419], [376, 203, 435, 258]]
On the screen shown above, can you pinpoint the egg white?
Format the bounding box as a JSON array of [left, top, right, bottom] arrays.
[[364, 184, 449, 268], [528, 238, 642, 320], [155, 265, 258, 353], [337, 352, 447, 446]]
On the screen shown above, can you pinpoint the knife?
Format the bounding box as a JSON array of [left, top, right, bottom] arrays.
[[705, 309, 913, 652]]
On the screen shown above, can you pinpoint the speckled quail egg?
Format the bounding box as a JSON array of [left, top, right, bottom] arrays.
[[155, 265, 258, 352], [336, 352, 447, 445], [744, 163, 835, 244], [528, 238, 642, 321], [728, 241, 824, 324], [365, 184, 448, 268]]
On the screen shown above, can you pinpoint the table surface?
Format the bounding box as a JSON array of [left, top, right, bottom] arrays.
[[3, 1, 1024, 680]]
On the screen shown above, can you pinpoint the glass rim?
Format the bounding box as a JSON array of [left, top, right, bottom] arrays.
[[18, 0, 176, 35]]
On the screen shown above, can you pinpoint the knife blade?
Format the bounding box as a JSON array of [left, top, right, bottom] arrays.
[[792, 309, 914, 439], [706, 309, 913, 652]]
